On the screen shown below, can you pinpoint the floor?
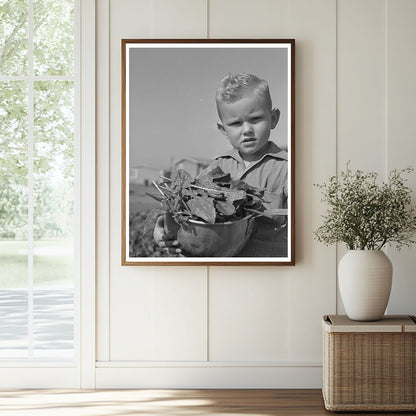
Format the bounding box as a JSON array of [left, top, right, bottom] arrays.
[[0, 389, 413, 416]]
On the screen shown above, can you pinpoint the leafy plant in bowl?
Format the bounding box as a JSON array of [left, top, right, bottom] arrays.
[[144, 167, 268, 256]]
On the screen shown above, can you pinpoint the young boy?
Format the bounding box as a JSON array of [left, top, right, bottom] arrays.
[[154, 73, 288, 257]]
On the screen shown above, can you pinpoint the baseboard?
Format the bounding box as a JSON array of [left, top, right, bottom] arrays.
[[95, 365, 323, 388], [0, 367, 80, 388]]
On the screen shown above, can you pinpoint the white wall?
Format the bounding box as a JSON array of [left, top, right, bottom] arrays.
[[95, 0, 416, 388]]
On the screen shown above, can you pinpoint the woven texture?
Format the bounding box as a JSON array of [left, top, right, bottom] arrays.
[[323, 330, 416, 411]]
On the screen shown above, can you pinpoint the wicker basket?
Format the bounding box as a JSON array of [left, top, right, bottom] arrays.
[[322, 315, 416, 411]]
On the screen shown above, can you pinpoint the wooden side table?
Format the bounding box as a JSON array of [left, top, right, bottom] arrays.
[[322, 315, 416, 411]]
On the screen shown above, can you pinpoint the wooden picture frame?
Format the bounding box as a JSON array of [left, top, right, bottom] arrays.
[[122, 39, 295, 265]]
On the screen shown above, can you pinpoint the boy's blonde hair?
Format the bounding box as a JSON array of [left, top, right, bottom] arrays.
[[215, 73, 272, 110]]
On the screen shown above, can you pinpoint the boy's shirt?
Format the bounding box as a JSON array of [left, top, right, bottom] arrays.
[[202, 141, 288, 257], [205, 140, 288, 211]]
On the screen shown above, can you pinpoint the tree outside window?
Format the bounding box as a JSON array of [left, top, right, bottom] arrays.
[[0, 0, 76, 360]]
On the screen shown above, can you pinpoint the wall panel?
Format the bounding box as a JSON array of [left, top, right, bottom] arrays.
[[337, 0, 387, 171], [286, 0, 337, 360], [336, 0, 387, 313], [106, 0, 209, 363], [209, 0, 289, 38], [151, 0, 207, 37], [209, 268, 290, 362], [94, 0, 416, 388], [110, 268, 207, 361], [386, 0, 416, 314]]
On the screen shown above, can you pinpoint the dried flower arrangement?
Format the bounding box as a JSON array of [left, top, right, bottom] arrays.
[[314, 164, 416, 250]]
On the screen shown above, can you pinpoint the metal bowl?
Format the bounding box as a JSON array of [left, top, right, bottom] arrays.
[[177, 215, 255, 257]]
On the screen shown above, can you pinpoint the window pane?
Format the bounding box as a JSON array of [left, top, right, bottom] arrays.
[[33, 81, 74, 170], [33, 80, 74, 359], [33, 0, 74, 76], [0, 81, 28, 359], [33, 287, 74, 360], [0, 289, 28, 359], [0, 0, 28, 76], [0, 80, 28, 248], [33, 81, 74, 255]]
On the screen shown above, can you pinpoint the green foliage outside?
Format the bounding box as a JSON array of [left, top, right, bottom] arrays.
[[33, 0, 74, 76], [0, 0, 28, 75], [0, 0, 74, 76], [0, 240, 73, 288], [1, 1, 75, 287], [0, 0, 74, 241]]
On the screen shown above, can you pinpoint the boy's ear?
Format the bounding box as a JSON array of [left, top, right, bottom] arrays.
[[217, 122, 227, 137], [271, 108, 280, 129]]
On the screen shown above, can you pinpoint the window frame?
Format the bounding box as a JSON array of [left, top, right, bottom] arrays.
[[0, 0, 96, 388]]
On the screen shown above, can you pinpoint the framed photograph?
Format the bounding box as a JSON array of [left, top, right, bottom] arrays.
[[122, 39, 295, 265]]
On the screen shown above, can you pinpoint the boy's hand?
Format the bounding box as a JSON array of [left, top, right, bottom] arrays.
[[272, 215, 287, 230], [153, 215, 183, 255], [263, 208, 287, 229]]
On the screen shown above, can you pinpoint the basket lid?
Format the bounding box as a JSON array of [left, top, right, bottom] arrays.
[[322, 315, 416, 333]]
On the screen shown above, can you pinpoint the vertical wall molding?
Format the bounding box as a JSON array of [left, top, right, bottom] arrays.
[[385, 0, 389, 178], [385, 0, 416, 314], [96, 0, 111, 362], [335, 0, 339, 314], [206, 266, 210, 361], [206, 0, 210, 38], [80, 0, 96, 388]]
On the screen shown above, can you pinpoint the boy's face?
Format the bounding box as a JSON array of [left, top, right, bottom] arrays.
[[217, 92, 279, 162]]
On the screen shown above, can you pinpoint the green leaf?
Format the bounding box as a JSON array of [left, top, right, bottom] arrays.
[[215, 201, 236, 216], [245, 194, 265, 208], [224, 189, 247, 203], [145, 191, 164, 202], [181, 188, 196, 197], [200, 165, 231, 182], [194, 176, 219, 189], [229, 180, 249, 191], [187, 195, 216, 224], [171, 169, 192, 191], [204, 165, 226, 179]]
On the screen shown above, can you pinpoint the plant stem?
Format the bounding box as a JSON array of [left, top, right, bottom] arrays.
[[159, 175, 222, 194], [152, 181, 165, 197]]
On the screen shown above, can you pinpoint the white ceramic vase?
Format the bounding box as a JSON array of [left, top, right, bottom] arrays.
[[338, 250, 393, 321]]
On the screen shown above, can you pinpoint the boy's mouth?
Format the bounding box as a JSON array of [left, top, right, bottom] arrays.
[[242, 137, 256, 143]]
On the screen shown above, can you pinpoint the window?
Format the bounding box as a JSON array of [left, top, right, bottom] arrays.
[[0, 0, 78, 362]]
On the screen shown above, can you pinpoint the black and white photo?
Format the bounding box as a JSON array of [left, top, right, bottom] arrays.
[[122, 39, 295, 265]]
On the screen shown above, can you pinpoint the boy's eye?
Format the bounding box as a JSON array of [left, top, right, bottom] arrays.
[[229, 121, 241, 127], [251, 117, 262, 122]]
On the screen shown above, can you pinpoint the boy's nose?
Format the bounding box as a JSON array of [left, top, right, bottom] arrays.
[[242, 122, 253, 134]]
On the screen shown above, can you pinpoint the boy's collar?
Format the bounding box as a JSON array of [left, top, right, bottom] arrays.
[[219, 141, 288, 163]]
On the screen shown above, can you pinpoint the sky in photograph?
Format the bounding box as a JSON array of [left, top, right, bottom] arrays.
[[128, 45, 289, 171]]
